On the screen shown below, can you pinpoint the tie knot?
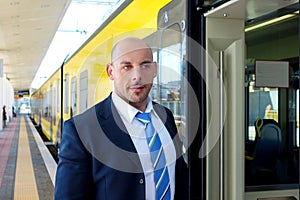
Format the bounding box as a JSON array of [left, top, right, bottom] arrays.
[[135, 112, 151, 124]]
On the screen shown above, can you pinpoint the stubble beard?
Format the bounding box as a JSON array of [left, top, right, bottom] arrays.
[[127, 84, 152, 109]]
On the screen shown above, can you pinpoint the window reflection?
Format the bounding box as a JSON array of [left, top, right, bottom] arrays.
[[151, 26, 187, 152]]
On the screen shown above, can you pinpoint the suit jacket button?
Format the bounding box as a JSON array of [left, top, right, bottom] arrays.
[[139, 179, 144, 184]]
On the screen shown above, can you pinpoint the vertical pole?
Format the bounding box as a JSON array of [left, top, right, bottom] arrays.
[[219, 51, 224, 200]]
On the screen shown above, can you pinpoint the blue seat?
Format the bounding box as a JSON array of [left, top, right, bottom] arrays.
[[247, 118, 282, 185]]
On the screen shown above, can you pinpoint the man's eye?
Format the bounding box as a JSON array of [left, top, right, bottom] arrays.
[[122, 65, 131, 70], [141, 64, 151, 69]]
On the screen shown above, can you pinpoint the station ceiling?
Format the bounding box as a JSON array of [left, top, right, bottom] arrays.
[[0, 0, 298, 93], [0, 0, 116, 93], [0, 0, 72, 92]]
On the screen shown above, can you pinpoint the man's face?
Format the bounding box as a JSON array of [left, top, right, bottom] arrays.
[[106, 40, 157, 111]]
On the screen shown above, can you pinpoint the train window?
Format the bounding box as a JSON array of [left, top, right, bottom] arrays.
[[57, 79, 60, 113], [49, 87, 53, 120], [245, 70, 300, 188], [80, 70, 88, 113], [52, 85, 56, 126], [245, 2, 299, 188], [71, 76, 77, 117], [64, 73, 69, 114], [44, 90, 52, 121], [154, 23, 187, 149], [43, 91, 48, 118], [247, 80, 279, 141], [39, 92, 42, 125]]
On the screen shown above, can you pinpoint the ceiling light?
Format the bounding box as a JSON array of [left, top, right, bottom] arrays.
[[245, 12, 297, 32]]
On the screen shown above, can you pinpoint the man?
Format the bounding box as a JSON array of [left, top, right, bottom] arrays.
[[54, 37, 188, 199]]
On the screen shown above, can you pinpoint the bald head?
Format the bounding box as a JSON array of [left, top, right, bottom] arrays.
[[111, 37, 153, 64], [106, 36, 157, 111]]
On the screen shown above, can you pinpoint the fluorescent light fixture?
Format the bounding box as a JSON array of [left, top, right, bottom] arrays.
[[245, 12, 298, 32]]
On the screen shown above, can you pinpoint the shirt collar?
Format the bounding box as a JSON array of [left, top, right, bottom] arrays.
[[112, 92, 154, 123]]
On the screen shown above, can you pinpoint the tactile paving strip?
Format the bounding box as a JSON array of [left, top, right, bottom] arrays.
[[14, 117, 39, 200]]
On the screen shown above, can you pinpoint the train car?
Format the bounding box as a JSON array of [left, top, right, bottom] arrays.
[[30, 0, 172, 144], [31, 0, 300, 199]]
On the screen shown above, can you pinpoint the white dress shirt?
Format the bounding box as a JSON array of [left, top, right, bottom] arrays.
[[112, 92, 176, 200]]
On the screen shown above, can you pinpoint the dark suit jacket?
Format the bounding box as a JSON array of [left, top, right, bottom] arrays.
[[54, 95, 188, 199]]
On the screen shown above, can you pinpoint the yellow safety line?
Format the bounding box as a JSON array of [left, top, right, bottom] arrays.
[[14, 117, 39, 200]]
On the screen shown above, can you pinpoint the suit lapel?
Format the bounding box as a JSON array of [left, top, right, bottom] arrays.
[[97, 96, 138, 153], [73, 94, 143, 173], [96, 95, 143, 170]]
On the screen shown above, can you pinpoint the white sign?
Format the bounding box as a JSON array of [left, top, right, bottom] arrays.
[[255, 60, 289, 88]]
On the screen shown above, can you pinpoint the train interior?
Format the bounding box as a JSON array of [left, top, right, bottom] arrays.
[[244, 1, 299, 188], [204, 0, 299, 199]]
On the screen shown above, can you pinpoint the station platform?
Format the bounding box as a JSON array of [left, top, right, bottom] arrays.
[[0, 115, 57, 199]]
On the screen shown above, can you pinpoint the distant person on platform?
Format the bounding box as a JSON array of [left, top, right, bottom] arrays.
[[12, 106, 16, 117], [54, 37, 189, 199], [2, 105, 7, 128]]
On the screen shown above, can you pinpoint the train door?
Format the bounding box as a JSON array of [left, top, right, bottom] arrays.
[[156, 0, 188, 151], [158, 0, 299, 199], [157, 0, 206, 199], [79, 70, 88, 113], [205, 1, 245, 199]]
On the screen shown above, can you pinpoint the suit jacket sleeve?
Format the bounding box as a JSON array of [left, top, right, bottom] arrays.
[[54, 118, 93, 199]]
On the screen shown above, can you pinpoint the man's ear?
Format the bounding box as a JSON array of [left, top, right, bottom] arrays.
[[106, 63, 114, 80]]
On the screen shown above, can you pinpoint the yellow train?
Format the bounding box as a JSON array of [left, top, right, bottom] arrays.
[[30, 0, 300, 199], [30, 0, 172, 145]]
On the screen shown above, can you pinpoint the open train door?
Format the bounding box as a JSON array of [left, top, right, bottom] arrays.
[[157, 0, 208, 199], [204, 1, 245, 199], [204, 0, 299, 199]]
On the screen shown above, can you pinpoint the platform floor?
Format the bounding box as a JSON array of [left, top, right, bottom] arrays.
[[0, 115, 57, 200]]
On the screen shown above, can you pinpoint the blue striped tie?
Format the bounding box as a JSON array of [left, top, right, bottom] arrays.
[[136, 112, 171, 200]]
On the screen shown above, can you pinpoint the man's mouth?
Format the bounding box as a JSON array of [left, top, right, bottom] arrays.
[[130, 85, 145, 93]]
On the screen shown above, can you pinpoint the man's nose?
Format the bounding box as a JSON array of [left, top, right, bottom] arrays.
[[132, 66, 142, 80]]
